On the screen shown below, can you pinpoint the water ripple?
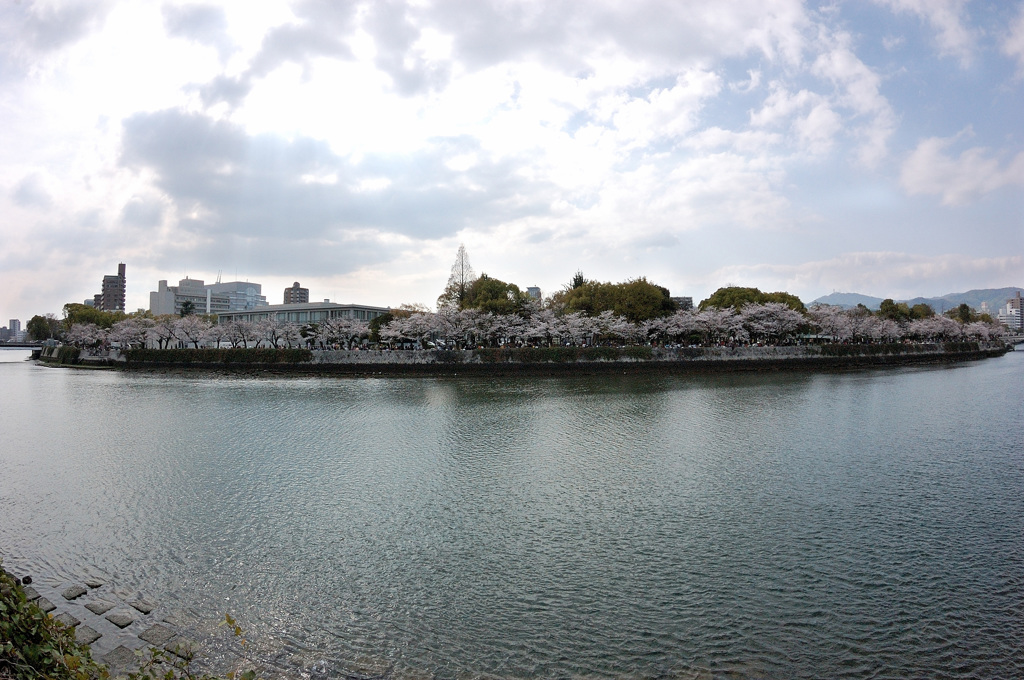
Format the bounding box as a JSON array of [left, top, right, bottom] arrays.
[[1, 357, 1023, 678]]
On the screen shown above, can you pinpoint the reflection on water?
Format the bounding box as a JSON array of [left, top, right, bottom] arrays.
[[1, 353, 1023, 678], [0, 348, 32, 363]]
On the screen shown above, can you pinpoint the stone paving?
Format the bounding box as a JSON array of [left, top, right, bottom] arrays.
[[6, 567, 462, 680], [86, 600, 115, 615], [76, 625, 102, 645], [4, 569, 207, 678]]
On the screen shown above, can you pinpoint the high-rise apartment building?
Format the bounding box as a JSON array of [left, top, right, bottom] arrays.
[[284, 282, 310, 305], [99, 263, 126, 312]]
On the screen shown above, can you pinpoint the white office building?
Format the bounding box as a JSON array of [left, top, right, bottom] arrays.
[[150, 278, 268, 316], [997, 291, 1023, 332]]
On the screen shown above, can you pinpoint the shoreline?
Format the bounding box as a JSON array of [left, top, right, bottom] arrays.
[[35, 342, 1010, 376]]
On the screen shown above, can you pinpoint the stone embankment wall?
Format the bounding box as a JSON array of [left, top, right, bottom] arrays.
[[99, 341, 1009, 374], [305, 343, 1006, 374]]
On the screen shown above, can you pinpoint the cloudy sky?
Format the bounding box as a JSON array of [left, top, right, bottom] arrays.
[[2, 0, 1022, 321]]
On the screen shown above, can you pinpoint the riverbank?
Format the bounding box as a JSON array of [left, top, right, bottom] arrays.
[[35, 341, 1010, 374]]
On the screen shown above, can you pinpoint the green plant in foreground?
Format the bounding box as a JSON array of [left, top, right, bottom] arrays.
[[0, 566, 108, 680]]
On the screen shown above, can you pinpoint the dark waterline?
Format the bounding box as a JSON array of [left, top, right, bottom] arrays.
[[2, 350, 1022, 678]]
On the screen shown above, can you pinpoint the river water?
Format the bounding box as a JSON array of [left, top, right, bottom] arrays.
[[1, 348, 1022, 679]]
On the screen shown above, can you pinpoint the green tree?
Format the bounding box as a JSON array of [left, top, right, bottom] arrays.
[[180, 300, 195, 317], [368, 313, 393, 343], [763, 291, 807, 313], [62, 303, 124, 330], [614, 277, 677, 322], [26, 314, 60, 341], [944, 303, 985, 324], [878, 298, 911, 322], [463, 274, 530, 315], [553, 277, 676, 322], [700, 287, 763, 310], [700, 287, 805, 313], [910, 303, 935, 320], [551, 280, 615, 316]]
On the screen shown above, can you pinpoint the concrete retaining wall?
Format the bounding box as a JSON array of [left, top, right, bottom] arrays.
[[44, 342, 1010, 374]]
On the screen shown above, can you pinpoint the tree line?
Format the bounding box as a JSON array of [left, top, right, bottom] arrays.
[[376, 299, 1004, 349], [27, 247, 1009, 350]]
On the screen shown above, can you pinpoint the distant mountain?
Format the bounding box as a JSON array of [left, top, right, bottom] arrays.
[[901, 288, 1023, 315], [810, 292, 884, 310], [811, 287, 1023, 313]]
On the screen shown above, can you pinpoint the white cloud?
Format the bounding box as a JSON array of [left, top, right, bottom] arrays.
[[730, 69, 761, 93], [795, 103, 842, 154], [882, 35, 905, 51], [609, 70, 722, 149], [750, 86, 841, 156], [750, 85, 821, 127], [1002, 4, 1024, 75], [875, 0, 975, 65], [901, 133, 1024, 205], [12, 172, 57, 208], [811, 31, 896, 166]]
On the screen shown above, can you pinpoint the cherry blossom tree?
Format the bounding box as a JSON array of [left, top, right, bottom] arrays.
[[176, 315, 212, 348], [223, 320, 257, 348], [607, 312, 640, 345], [963, 321, 991, 340], [523, 309, 557, 346], [380, 313, 431, 348], [694, 308, 739, 345], [108, 317, 153, 348], [662, 309, 700, 345], [66, 323, 105, 348], [203, 322, 229, 348], [279, 322, 303, 348], [739, 302, 805, 344], [808, 305, 853, 343], [907, 315, 962, 341], [149, 316, 178, 349]]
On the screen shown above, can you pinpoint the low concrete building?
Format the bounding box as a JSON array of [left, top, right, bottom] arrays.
[[216, 300, 390, 325]]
